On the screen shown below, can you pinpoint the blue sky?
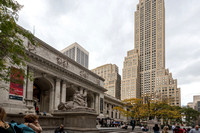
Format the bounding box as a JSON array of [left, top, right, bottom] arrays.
[[16, 0, 200, 106]]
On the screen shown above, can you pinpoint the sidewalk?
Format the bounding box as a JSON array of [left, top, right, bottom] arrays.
[[98, 126, 173, 133]]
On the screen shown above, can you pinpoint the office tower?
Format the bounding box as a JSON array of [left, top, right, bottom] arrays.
[[121, 49, 140, 100], [121, 0, 181, 106], [187, 95, 200, 111], [61, 42, 89, 68], [92, 64, 121, 99]]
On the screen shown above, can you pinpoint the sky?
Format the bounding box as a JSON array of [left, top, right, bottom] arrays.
[[16, 0, 200, 106]]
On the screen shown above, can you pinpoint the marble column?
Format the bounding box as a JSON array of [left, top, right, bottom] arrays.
[[61, 82, 66, 103], [84, 89, 88, 107], [26, 68, 34, 112], [91, 94, 95, 109], [95, 94, 99, 114], [113, 109, 116, 119], [117, 111, 120, 119], [54, 79, 61, 110], [108, 104, 112, 118], [49, 85, 54, 113]]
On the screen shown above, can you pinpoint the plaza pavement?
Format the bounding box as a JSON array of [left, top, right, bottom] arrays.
[[98, 126, 173, 133]]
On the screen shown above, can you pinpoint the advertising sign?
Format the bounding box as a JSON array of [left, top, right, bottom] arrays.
[[9, 67, 24, 101]]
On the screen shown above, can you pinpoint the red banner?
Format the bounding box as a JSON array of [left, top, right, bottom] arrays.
[[9, 67, 24, 100]]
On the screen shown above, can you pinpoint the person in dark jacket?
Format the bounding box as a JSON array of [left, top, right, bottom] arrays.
[[130, 119, 136, 131], [55, 124, 65, 133], [0, 107, 15, 133], [153, 124, 160, 133]]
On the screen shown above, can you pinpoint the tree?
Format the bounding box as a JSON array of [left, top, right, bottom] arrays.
[[114, 97, 182, 124], [181, 106, 200, 126], [114, 98, 144, 119], [0, 0, 36, 82]]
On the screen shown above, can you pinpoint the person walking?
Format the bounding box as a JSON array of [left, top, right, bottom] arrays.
[[189, 125, 200, 133], [0, 107, 15, 133], [153, 124, 160, 133], [163, 126, 169, 133], [174, 125, 184, 133], [24, 114, 42, 133], [130, 119, 136, 131], [36, 106, 39, 115]]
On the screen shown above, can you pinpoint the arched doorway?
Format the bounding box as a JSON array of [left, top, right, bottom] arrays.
[[33, 77, 52, 113]]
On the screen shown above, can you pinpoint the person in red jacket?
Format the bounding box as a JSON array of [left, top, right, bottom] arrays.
[[174, 125, 184, 133]]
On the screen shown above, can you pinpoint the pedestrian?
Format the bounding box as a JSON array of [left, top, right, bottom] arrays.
[[142, 125, 149, 132], [172, 125, 176, 132], [55, 124, 65, 133], [189, 125, 200, 133], [107, 119, 111, 127], [0, 107, 15, 133], [36, 106, 39, 115], [24, 114, 42, 133], [183, 128, 187, 133], [153, 124, 160, 133], [130, 119, 136, 131], [187, 128, 191, 133], [174, 125, 184, 133], [163, 126, 169, 133]]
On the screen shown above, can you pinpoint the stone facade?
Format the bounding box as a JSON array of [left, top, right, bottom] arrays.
[[0, 34, 126, 126], [103, 94, 127, 122]]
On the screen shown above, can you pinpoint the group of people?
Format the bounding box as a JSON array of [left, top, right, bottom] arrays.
[[0, 107, 42, 133], [152, 124, 200, 133], [98, 118, 122, 127], [0, 107, 65, 133], [172, 125, 200, 133]]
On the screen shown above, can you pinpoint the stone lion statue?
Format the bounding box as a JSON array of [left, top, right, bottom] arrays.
[[58, 90, 87, 110]]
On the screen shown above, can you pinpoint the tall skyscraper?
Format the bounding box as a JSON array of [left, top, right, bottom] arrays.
[[61, 42, 89, 68], [92, 64, 121, 99], [121, 0, 181, 106]]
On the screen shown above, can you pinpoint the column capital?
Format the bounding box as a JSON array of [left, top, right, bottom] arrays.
[[55, 78, 61, 82]]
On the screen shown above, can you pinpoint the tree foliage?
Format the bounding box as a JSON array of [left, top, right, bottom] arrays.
[[0, 0, 36, 82], [181, 106, 200, 126]]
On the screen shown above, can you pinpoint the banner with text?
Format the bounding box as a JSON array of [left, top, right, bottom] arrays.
[[9, 67, 24, 101]]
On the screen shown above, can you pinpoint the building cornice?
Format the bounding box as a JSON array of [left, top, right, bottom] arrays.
[[26, 50, 107, 92], [33, 37, 104, 81]]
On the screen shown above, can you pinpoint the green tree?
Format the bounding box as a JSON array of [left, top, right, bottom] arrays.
[[181, 106, 200, 126], [0, 0, 36, 82]]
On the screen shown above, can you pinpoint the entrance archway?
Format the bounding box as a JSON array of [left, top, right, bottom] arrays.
[[33, 77, 52, 113]]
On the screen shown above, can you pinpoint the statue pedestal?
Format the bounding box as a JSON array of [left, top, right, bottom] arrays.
[[147, 119, 161, 132], [53, 110, 99, 133]]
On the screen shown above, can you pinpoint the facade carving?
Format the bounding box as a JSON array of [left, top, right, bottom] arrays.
[[56, 57, 68, 68]]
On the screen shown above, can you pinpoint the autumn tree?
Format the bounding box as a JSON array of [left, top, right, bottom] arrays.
[[0, 0, 36, 82], [114, 96, 182, 124], [114, 98, 145, 119]]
